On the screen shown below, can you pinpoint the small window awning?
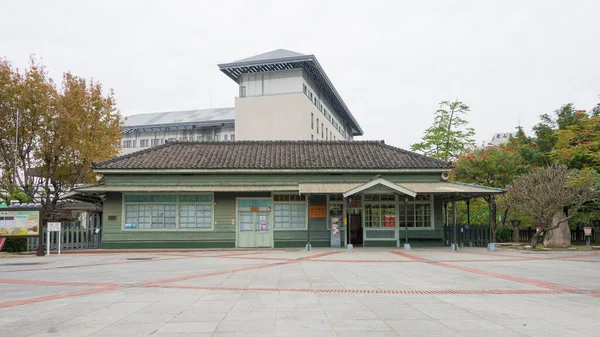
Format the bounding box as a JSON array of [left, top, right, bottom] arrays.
[[343, 178, 417, 198], [74, 185, 298, 193]]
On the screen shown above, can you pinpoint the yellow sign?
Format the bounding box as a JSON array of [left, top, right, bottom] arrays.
[[0, 210, 40, 237], [310, 206, 327, 219]]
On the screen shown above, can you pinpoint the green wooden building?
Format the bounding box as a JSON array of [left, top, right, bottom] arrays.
[[75, 141, 502, 249]]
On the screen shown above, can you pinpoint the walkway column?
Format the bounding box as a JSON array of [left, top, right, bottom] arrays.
[[452, 196, 458, 251], [343, 196, 351, 249], [404, 196, 410, 250], [306, 194, 311, 251], [488, 195, 496, 251], [466, 199, 471, 247]]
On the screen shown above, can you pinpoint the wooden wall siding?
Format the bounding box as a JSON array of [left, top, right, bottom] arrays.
[[102, 192, 270, 247], [103, 173, 444, 186], [273, 194, 329, 244], [101, 189, 448, 248]]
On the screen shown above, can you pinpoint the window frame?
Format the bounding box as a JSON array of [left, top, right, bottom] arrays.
[[397, 194, 435, 230], [271, 193, 308, 231], [121, 193, 215, 231]]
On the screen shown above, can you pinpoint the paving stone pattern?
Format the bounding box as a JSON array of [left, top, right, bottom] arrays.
[[0, 248, 599, 337]]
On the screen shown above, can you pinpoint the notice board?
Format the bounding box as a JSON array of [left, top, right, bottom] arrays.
[[309, 205, 326, 218], [0, 209, 40, 237]]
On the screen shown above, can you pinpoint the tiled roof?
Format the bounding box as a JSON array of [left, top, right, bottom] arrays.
[[94, 141, 452, 170]]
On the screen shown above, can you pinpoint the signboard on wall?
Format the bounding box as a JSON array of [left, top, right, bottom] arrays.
[[309, 206, 326, 218], [0, 210, 40, 237]]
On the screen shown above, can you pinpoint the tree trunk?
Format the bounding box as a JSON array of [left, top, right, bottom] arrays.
[[530, 228, 543, 248], [544, 211, 571, 248]]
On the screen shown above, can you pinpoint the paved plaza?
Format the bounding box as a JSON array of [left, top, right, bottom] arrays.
[[1, 248, 599, 337]]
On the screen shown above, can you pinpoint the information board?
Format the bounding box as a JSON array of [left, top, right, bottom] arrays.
[[310, 206, 327, 218], [330, 217, 341, 248], [0, 210, 40, 237], [48, 222, 61, 232]]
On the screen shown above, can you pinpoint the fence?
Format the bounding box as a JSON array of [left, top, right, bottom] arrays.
[[443, 225, 491, 247], [512, 227, 595, 243], [27, 212, 103, 251]]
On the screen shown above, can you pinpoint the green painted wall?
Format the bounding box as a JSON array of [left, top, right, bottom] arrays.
[[100, 172, 451, 249]]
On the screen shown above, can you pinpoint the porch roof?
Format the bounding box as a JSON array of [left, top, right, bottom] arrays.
[[74, 185, 298, 193], [300, 181, 503, 198]]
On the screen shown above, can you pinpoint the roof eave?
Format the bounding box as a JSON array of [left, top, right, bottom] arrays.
[[92, 168, 453, 174]]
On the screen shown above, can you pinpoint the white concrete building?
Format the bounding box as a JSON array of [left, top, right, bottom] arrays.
[[120, 49, 363, 155]]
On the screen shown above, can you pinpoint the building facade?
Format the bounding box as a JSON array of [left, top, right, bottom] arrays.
[[77, 141, 501, 249], [120, 49, 362, 155]]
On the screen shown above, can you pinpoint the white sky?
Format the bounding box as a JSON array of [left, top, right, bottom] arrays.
[[1, 0, 599, 149]]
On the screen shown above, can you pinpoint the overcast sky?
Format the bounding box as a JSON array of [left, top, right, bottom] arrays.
[[1, 0, 599, 149]]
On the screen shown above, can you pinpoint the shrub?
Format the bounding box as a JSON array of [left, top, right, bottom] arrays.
[[495, 226, 512, 242], [2, 238, 27, 252]]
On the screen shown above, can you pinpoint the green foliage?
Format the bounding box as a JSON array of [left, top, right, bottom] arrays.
[[550, 114, 600, 171], [456, 199, 489, 224], [411, 100, 475, 160], [453, 145, 529, 188], [495, 226, 512, 242], [2, 238, 27, 252]]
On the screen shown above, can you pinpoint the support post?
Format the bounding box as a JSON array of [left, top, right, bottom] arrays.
[[344, 196, 351, 249], [404, 196, 410, 250], [306, 194, 311, 251], [451, 196, 458, 251], [488, 195, 496, 251], [466, 199, 471, 247]]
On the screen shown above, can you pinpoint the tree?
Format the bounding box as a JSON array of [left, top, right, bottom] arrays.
[[411, 100, 475, 160], [551, 114, 600, 171], [0, 57, 122, 255], [452, 144, 529, 238], [506, 165, 598, 248]]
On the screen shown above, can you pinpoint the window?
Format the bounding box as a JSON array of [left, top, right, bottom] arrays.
[[231, 134, 235, 141], [311, 113, 314, 129], [326, 128, 328, 140], [364, 203, 396, 227], [124, 194, 213, 230], [309, 91, 312, 100], [240, 86, 246, 97], [303, 84, 307, 94], [399, 195, 433, 228], [139, 139, 147, 147], [330, 131, 332, 140], [123, 140, 132, 148], [274, 194, 306, 229], [224, 135, 228, 141], [316, 118, 319, 133], [151, 138, 160, 146], [214, 135, 220, 141], [321, 123, 324, 138], [311, 134, 314, 140]]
